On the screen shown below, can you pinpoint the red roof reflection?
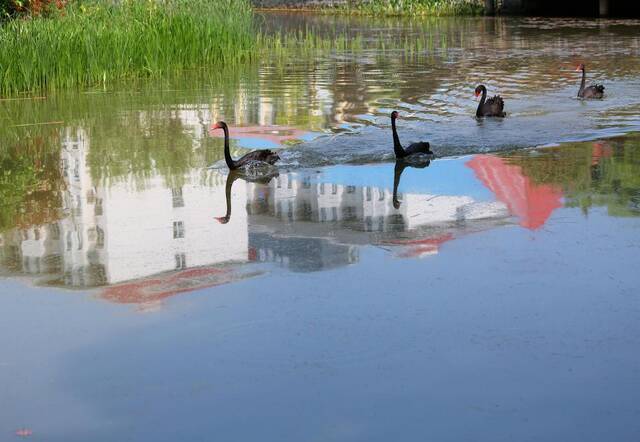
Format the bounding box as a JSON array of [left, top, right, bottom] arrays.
[[466, 155, 563, 230], [208, 124, 310, 145], [592, 142, 612, 165], [101, 266, 260, 306], [382, 233, 455, 258]]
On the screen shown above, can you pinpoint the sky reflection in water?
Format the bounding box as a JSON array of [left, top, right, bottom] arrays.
[[1, 128, 638, 305]]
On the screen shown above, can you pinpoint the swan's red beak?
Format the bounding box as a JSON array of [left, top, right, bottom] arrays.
[[214, 216, 228, 224], [474, 91, 480, 97], [575, 66, 582, 72], [209, 122, 222, 136]]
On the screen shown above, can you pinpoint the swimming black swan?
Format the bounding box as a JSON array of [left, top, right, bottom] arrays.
[[390, 111, 432, 159], [392, 159, 431, 209], [210, 121, 280, 171], [474, 85, 506, 118], [576, 64, 605, 99], [215, 170, 278, 224]]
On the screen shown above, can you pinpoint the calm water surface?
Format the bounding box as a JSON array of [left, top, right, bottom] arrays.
[[1, 14, 640, 442]]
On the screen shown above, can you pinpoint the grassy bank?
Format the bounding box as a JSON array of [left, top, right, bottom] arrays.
[[0, 0, 256, 95], [328, 0, 484, 16], [0, 0, 485, 95]]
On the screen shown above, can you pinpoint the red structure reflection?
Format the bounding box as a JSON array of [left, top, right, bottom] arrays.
[[467, 155, 563, 230], [208, 124, 310, 145], [101, 267, 260, 306], [592, 142, 612, 165], [383, 234, 455, 258]]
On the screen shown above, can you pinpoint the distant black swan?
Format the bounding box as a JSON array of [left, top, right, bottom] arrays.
[[474, 85, 506, 118], [210, 121, 280, 171], [390, 111, 432, 159], [576, 64, 605, 99]]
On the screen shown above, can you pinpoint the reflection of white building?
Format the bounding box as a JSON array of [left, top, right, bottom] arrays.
[[59, 127, 96, 285], [93, 171, 247, 285], [1, 129, 94, 284], [0, 128, 249, 288], [247, 172, 508, 233], [0, 127, 512, 291], [242, 171, 510, 265]]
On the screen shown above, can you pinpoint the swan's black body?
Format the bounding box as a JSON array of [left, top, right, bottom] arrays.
[[474, 85, 506, 118], [576, 64, 604, 99], [211, 121, 280, 171], [390, 111, 432, 159], [392, 159, 431, 209]]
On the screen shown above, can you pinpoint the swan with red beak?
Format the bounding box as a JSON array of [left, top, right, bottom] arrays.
[[210, 121, 280, 171]]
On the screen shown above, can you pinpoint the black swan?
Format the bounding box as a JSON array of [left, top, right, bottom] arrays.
[[576, 64, 604, 99], [392, 159, 431, 209], [474, 85, 506, 118], [210, 121, 280, 171], [215, 170, 278, 224], [390, 111, 432, 159]]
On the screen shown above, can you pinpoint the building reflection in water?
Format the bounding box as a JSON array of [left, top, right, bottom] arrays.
[[7, 128, 636, 305], [244, 165, 511, 261], [0, 127, 514, 303], [0, 128, 253, 301]]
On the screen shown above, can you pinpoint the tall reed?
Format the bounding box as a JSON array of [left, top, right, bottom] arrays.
[[0, 0, 256, 95], [334, 0, 484, 16]]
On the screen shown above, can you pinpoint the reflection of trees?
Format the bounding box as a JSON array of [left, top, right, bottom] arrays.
[[0, 69, 251, 189], [0, 134, 64, 232], [86, 114, 200, 189], [506, 135, 640, 217]]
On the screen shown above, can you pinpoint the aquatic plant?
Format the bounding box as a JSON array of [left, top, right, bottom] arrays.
[[0, 0, 481, 95], [0, 0, 256, 94]]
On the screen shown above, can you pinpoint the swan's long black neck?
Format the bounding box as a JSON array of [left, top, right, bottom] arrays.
[[476, 87, 487, 117], [578, 68, 586, 96], [221, 123, 236, 170], [391, 115, 406, 158]]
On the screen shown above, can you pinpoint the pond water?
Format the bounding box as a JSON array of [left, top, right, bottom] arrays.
[[1, 135, 640, 441], [1, 14, 640, 442], [259, 14, 640, 163], [3, 16, 640, 169], [1, 131, 639, 291]]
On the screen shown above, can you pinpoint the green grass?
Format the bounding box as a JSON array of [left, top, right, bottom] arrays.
[[332, 0, 485, 16], [0, 0, 485, 95], [0, 0, 257, 95]]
